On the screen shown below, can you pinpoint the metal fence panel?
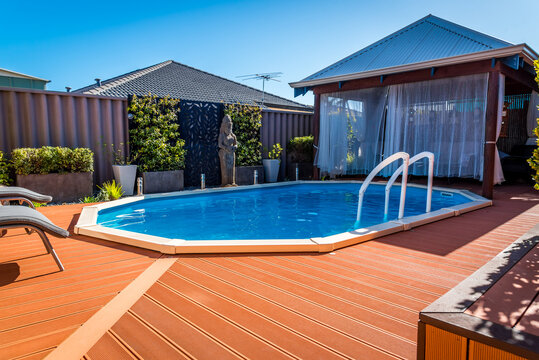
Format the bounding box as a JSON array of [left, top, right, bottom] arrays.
[[0, 87, 128, 186], [261, 110, 314, 179]]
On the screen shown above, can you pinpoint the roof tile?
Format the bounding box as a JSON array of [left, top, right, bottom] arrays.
[[75, 61, 310, 111]]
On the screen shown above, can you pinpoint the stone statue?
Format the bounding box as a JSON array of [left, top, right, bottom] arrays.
[[218, 114, 238, 186]]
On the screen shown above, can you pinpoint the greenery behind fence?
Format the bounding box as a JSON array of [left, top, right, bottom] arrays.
[[224, 103, 262, 166]]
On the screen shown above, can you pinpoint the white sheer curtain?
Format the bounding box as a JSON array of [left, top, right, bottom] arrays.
[[382, 74, 489, 179], [316, 87, 388, 176]]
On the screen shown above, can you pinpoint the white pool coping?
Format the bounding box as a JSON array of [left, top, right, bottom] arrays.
[[74, 180, 492, 254]]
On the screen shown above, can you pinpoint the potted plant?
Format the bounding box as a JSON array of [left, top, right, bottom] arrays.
[[263, 143, 283, 183], [287, 135, 314, 180], [12, 146, 94, 202], [107, 143, 137, 196], [129, 94, 186, 194], [225, 103, 265, 185]]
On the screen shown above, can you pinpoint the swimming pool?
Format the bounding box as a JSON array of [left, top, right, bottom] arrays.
[[75, 181, 491, 254]]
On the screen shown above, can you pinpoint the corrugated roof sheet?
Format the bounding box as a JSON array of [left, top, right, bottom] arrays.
[[75, 61, 311, 111], [301, 15, 513, 82]]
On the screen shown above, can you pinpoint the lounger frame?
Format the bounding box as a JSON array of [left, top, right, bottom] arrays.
[[0, 224, 64, 271]]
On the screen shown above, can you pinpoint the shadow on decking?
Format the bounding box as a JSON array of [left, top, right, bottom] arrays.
[[369, 183, 539, 256]]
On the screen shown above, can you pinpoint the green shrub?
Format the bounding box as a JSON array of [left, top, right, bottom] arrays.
[[81, 195, 98, 203], [0, 151, 11, 185], [266, 143, 283, 160], [11, 146, 94, 175], [128, 94, 186, 172], [287, 135, 314, 163], [97, 180, 124, 201], [224, 103, 262, 166], [104, 143, 132, 165], [528, 60, 539, 189], [71, 148, 94, 172]]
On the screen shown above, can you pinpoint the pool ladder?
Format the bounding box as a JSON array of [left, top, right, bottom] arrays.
[[356, 151, 434, 223]]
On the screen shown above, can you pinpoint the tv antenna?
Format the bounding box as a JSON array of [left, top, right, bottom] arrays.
[[237, 72, 282, 104]]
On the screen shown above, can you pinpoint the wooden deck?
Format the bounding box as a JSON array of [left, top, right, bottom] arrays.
[[0, 204, 160, 360], [465, 242, 538, 337], [1, 184, 538, 359]]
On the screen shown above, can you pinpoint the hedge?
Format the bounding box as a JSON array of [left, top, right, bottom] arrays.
[[287, 135, 314, 163], [128, 94, 186, 172], [11, 146, 94, 175], [0, 151, 10, 185], [224, 103, 262, 166]]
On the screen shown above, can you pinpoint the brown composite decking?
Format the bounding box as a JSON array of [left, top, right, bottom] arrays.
[[465, 242, 538, 337], [0, 184, 538, 359], [0, 204, 160, 360]]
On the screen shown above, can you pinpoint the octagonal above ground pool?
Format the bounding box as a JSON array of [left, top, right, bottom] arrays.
[[74, 181, 492, 254]]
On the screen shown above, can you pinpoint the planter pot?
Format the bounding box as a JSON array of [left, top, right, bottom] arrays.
[[287, 162, 314, 180], [262, 159, 281, 183], [142, 170, 184, 194], [16, 172, 93, 203], [112, 165, 137, 196], [235, 165, 265, 185]]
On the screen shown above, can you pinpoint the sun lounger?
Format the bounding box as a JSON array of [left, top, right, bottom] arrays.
[[0, 186, 53, 207], [0, 187, 54, 237], [0, 205, 67, 271]]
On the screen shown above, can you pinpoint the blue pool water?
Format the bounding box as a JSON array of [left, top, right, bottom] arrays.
[[97, 183, 469, 240]]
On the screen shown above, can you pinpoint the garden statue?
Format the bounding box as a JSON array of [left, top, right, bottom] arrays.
[[218, 115, 238, 186]]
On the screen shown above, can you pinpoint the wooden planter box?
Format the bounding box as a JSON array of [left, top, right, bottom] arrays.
[[235, 166, 265, 186], [287, 162, 313, 180], [142, 170, 184, 194], [16, 172, 93, 203]]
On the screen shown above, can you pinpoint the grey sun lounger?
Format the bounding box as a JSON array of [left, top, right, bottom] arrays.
[[0, 186, 53, 207], [0, 205, 67, 271]]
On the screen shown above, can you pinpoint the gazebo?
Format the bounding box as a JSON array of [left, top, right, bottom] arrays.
[[290, 15, 539, 198]]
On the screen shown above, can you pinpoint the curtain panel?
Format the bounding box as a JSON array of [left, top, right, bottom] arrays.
[[316, 73, 503, 183], [317, 87, 388, 176], [382, 74, 489, 179]]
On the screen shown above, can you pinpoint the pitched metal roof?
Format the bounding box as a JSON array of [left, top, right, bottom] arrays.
[[291, 15, 537, 89], [0, 67, 50, 82], [75, 60, 311, 111]]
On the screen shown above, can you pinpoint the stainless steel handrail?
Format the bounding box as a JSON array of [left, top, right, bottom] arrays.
[[384, 151, 434, 217], [356, 152, 410, 223]]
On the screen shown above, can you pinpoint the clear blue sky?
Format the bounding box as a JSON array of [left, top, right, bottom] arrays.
[[1, 0, 537, 106]]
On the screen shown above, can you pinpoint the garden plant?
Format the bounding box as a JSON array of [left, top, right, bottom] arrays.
[[528, 60, 539, 189], [224, 103, 262, 166], [128, 94, 186, 172]]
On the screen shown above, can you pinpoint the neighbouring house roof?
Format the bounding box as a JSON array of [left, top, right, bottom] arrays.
[[75, 60, 312, 111], [290, 14, 538, 89], [0, 67, 50, 82]]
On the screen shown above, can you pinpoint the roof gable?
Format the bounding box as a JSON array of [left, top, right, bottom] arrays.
[[75, 60, 311, 111], [301, 15, 513, 82]]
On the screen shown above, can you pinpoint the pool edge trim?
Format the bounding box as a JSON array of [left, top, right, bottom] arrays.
[[75, 181, 492, 254]]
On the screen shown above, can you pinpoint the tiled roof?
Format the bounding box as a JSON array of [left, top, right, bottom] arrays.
[[300, 14, 514, 83], [75, 60, 311, 111]]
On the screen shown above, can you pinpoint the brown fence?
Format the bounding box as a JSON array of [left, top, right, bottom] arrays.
[[261, 109, 314, 179], [0, 87, 312, 188], [0, 87, 128, 186]]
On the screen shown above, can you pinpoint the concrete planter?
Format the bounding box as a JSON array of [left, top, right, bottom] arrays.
[[142, 170, 184, 194], [287, 162, 313, 180], [16, 172, 93, 203], [235, 165, 265, 185], [263, 159, 281, 183], [112, 165, 137, 196]]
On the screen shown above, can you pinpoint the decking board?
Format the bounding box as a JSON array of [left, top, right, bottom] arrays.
[[1, 185, 538, 359]]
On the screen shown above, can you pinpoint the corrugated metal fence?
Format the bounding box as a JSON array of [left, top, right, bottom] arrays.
[[0, 87, 313, 187], [261, 109, 314, 179], [0, 87, 128, 185]]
